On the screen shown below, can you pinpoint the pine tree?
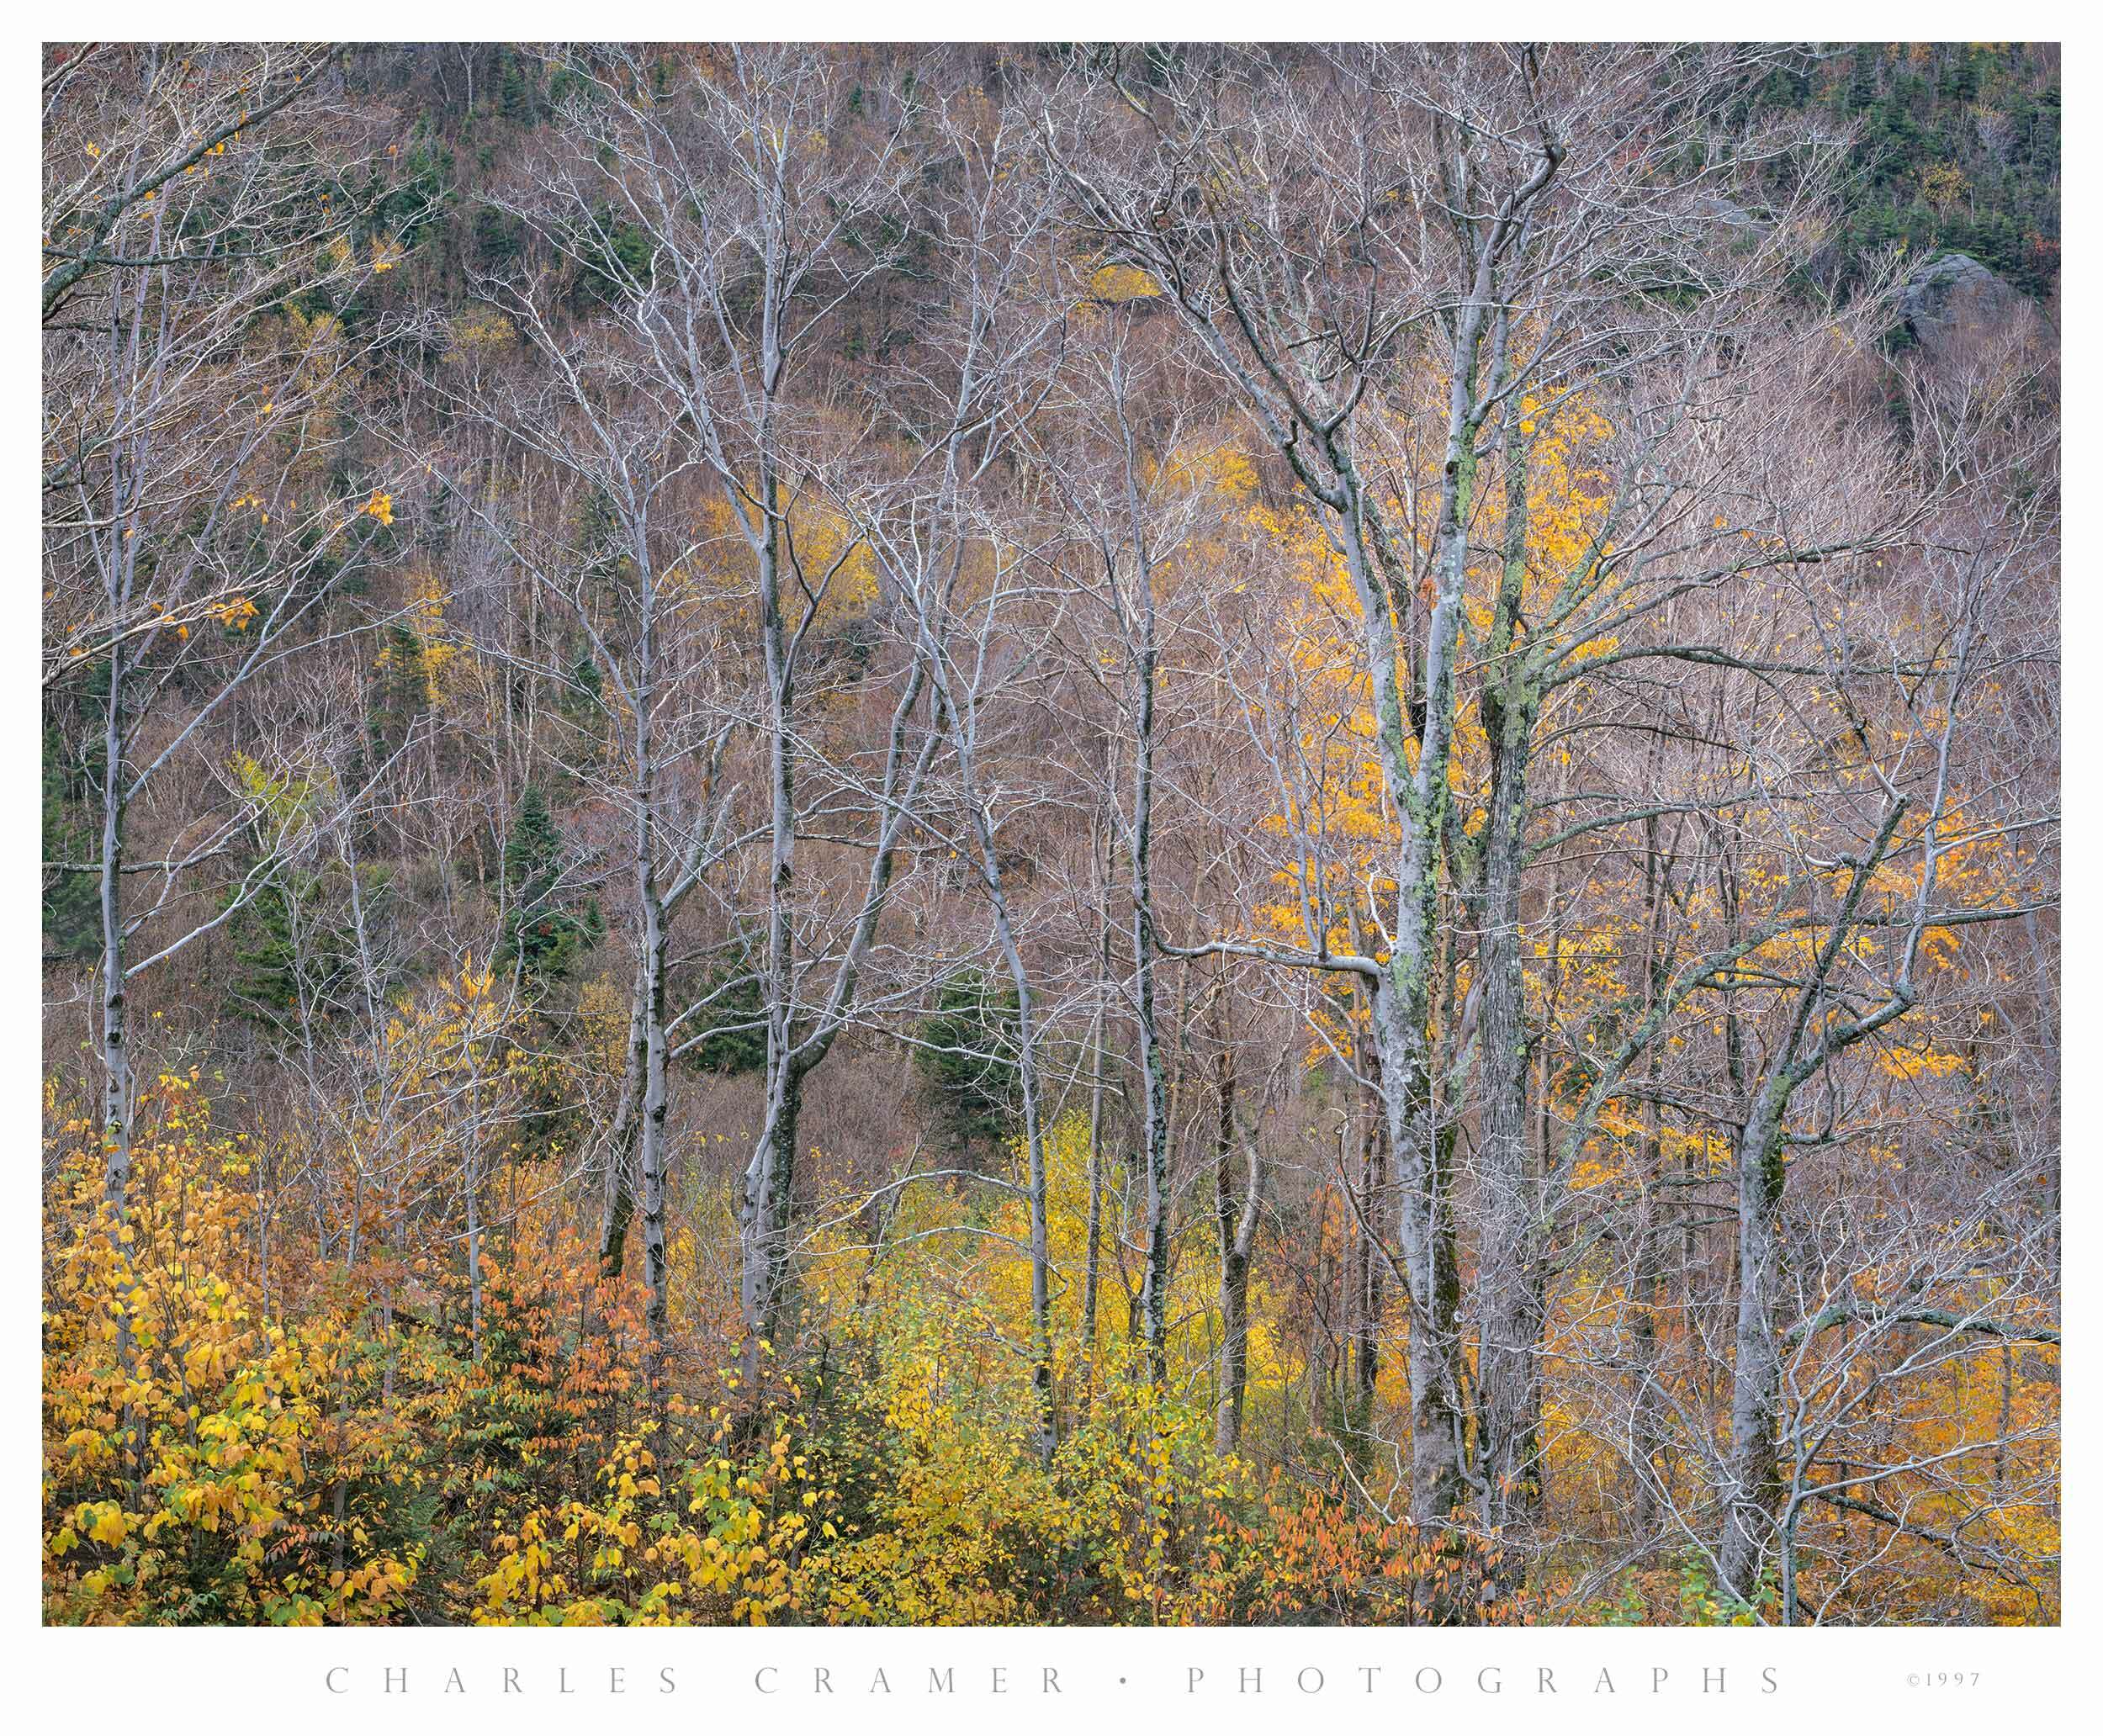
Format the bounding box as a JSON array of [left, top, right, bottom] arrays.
[[40, 722, 100, 964], [684, 941, 768, 1076], [913, 969, 1023, 1153], [499, 786, 596, 989], [367, 623, 430, 767]]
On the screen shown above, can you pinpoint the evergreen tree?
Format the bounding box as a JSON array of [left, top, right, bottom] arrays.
[[367, 623, 430, 767], [40, 722, 100, 964], [913, 969, 1022, 1153], [226, 878, 303, 1034], [684, 943, 768, 1077], [498, 785, 597, 989]]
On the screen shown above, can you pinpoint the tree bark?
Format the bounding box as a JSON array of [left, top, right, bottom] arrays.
[[1720, 1082, 1788, 1601], [1350, 1012, 1386, 1410], [1475, 416, 1548, 1535], [1130, 537, 1171, 1387], [636, 869, 671, 1388], [1213, 1034, 1262, 1456], [597, 970, 648, 1278], [98, 638, 134, 1207]]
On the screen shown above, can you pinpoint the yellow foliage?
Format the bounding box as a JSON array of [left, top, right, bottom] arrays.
[[42, 1076, 422, 1625], [1088, 262, 1163, 304]]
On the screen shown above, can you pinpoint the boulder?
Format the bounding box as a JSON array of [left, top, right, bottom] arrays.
[[1900, 251, 2021, 357]]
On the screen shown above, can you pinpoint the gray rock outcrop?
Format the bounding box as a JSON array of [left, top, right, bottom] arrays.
[[1901, 251, 2021, 357]]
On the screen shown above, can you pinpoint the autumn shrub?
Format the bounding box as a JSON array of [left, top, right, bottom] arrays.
[[469, 1417, 825, 1625], [45, 1073, 2047, 1628], [1173, 1476, 1533, 1627], [42, 1074, 423, 1624], [785, 1266, 1242, 1625]]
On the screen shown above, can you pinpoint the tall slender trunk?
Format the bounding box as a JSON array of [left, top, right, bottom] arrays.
[[1720, 799, 1913, 1604], [1134, 924, 1169, 1383], [1130, 575, 1169, 1387], [1374, 976, 1466, 1525], [1375, 150, 1559, 1529], [597, 971, 648, 1278], [1082, 986, 1107, 1389], [1081, 821, 1115, 1397], [1212, 1029, 1261, 1457], [736, 537, 931, 1391], [98, 639, 134, 1207], [1350, 1014, 1386, 1409], [970, 807, 1053, 1458], [1365, 455, 1471, 1529], [97, 625, 140, 1442], [637, 872, 670, 1388], [464, 1032, 485, 1365], [1475, 422, 1547, 1535], [1630, 1106, 1669, 1550], [1309, 1184, 1336, 1418], [612, 528, 673, 1387], [97, 192, 159, 1218], [741, 468, 797, 1384], [1721, 1083, 1788, 1602], [1629, 815, 1674, 1550], [741, 1060, 802, 1385], [1335, 288, 1494, 1527]]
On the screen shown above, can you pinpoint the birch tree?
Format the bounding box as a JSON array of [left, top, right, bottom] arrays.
[[44, 42, 420, 1213]]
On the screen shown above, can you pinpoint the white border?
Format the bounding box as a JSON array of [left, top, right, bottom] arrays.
[[8, 9, 2088, 1728]]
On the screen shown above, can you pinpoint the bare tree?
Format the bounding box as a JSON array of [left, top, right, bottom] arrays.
[[44, 43, 421, 1211]]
